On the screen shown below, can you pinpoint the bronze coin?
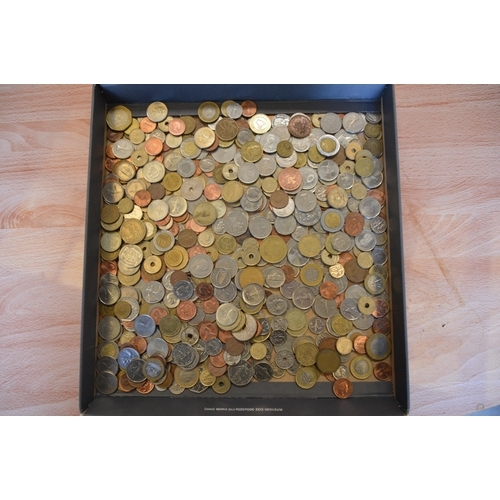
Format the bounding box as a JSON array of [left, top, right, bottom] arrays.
[[177, 301, 197, 321], [148, 183, 166, 200], [202, 296, 219, 314], [344, 212, 364, 237], [170, 270, 189, 285], [373, 317, 391, 335], [269, 190, 289, 209], [374, 362, 392, 381], [319, 281, 338, 300], [225, 337, 244, 356], [207, 360, 227, 377], [136, 380, 155, 394], [281, 264, 296, 283], [319, 338, 337, 351], [177, 229, 198, 248], [144, 137, 163, 156], [215, 118, 239, 141], [169, 118, 186, 136], [210, 352, 226, 368], [139, 117, 157, 133], [344, 259, 368, 283], [196, 282, 214, 301], [117, 372, 135, 392], [353, 335, 367, 354], [278, 168, 302, 192], [241, 100, 257, 118], [204, 183, 222, 201], [130, 336, 147, 354], [107, 129, 123, 142], [100, 260, 118, 276], [373, 298, 390, 318], [199, 321, 218, 341], [149, 306, 169, 325], [333, 378, 353, 399], [288, 114, 312, 138], [134, 189, 152, 208], [338, 252, 355, 267], [218, 329, 233, 343]]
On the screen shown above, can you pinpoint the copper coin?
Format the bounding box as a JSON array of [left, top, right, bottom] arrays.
[[196, 282, 214, 301], [170, 270, 189, 285], [319, 281, 338, 300], [269, 190, 289, 209], [367, 189, 386, 206], [144, 137, 163, 156], [148, 183, 166, 200], [207, 360, 227, 376], [278, 168, 302, 192], [199, 321, 218, 341], [344, 212, 364, 237], [344, 259, 368, 283], [100, 260, 118, 275], [107, 129, 123, 142], [106, 145, 117, 159], [188, 219, 207, 234], [118, 372, 135, 392], [373, 317, 391, 335], [188, 245, 206, 258], [210, 351, 226, 368], [374, 362, 392, 381], [169, 118, 186, 136], [338, 252, 355, 266], [121, 320, 135, 330], [324, 373, 337, 382], [241, 100, 257, 118], [333, 378, 353, 399], [130, 336, 147, 354], [373, 298, 390, 318], [281, 264, 296, 283], [155, 214, 171, 227], [218, 329, 233, 343], [137, 380, 155, 394], [149, 307, 168, 325], [225, 337, 244, 356], [353, 335, 367, 354], [288, 114, 312, 138], [202, 296, 219, 314], [204, 183, 222, 201], [134, 189, 152, 207], [334, 292, 345, 308], [140, 117, 157, 133], [319, 337, 337, 351], [177, 229, 197, 248], [215, 118, 239, 141], [177, 301, 197, 321]]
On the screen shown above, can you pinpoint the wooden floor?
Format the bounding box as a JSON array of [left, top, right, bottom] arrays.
[[0, 84, 498, 416]]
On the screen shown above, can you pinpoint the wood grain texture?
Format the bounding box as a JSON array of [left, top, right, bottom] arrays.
[[0, 84, 498, 415]]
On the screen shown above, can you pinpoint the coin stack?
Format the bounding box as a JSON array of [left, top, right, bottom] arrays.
[[95, 98, 393, 399]]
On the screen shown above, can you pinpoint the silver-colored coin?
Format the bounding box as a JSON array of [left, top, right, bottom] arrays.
[[205, 338, 223, 356], [102, 181, 124, 204], [126, 358, 146, 383], [321, 113, 342, 134], [236, 128, 254, 146], [370, 216, 387, 234], [189, 254, 214, 279], [332, 232, 352, 252], [344, 284, 367, 300], [254, 362, 273, 382], [179, 178, 203, 201], [270, 329, 288, 346], [228, 360, 254, 387], [372, 247, 387, 265], [216, 303, 239, 327], [355, 230, 377, 252], [340, 297, 362, 320], [181, 326, 199, 345], [313, 296, 337, 319], [294, 190, 317, 213], [147, 200, 169, 221], [98, 316, 121, 341], [266, 294, 288, 316], [134, 314, 156, 337], [294, 204, 322, 227], [242, 283, 265, 307], [238, 162, 260, 184], [256, 155, 277, 177], [260, 131, 281, 154], [288, 245, 310, 267], [171, 342, 196, 368], [212, 144, 237, 163], [119, 297, 140, 322], [274, 214, 297, 236], [264, 266, 286, 289], [212, 218, 225, 235], [362, 170, 384, 189], [291, 224, 308, 242], [163, 291, 180, 309], [142, 281, 165, 304], [143, 161, 165, 183], [97, 356, 119, 375], [273, 114, 290, 127], [119, 245, 143, 268], [188, 306, 206, 326], [366, 112, 382, 124], [286, 358, 301, 376], [359, 197, 381, 219], [335, 129, 357, 148], [118, 347, 140, 369], [224, 351, 241, 366], [215, 282, 238, 303], [224, 209, 248, 237], [177, 158, 196, 178], [308, 316, 326, 335], [227, 102, 243, 119], [280, 280, 300, 299], [271, 316, 289, 331], [161, 270, 175, 291], [276, 150, 298, 168], [290, 136, 311, 153], [199, 156, 216, 173], [292, 286, 316, 310], [333, 365, 350, 380], [337, 172, 354, 190], [275, 349, 295, 370], [173, 280, 194, 300], [98, 283, 120, 306], [353, 314, 375, 330], [211, 267, 232, 288], [329, 275, 348, 294], [299, 166, 318, 190], [343, 112, 367, 134], [112, 138, 135, 159], [248, 215, 272, 239], [96, 371, 118, 395], [271, 197, 295, 217]]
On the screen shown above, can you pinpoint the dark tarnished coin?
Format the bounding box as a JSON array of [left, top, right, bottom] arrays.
[[97, 356, 119, 375], [374, 361, 392, 381], [126, 358, 146, 383], [172, 343, 196, 368], [228, 360, 254, 386], [270, 329, 288, 346], [316, 348, 340, 374], [96, 371, 118, 395], [253, 362, 274, 382]]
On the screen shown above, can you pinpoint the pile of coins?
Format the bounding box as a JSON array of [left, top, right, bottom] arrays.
[[95, 98, 393, 399]]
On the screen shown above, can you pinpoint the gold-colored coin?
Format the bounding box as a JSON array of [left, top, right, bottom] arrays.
[[222, 163, 238, 181], [323, 211, 342, 230], [250, 343, 267, 361], [129, 128, 145, 145], [100, 248, 120, 261], [198, 229, 215, 248], [300, 262, 324, 287], [351, 182, 367, 200], [295, 343, 319, 367], [319, 137, 338, 155], [336, 337, 353, 355], [124, 118, 140, 136], [215, 234, 237, 255], [242, 248, 260, 266], [260, 236, 287, 264], [198, 101, 220, 123], [329, 263, 345, 278], [212, 375, 231, 394], [277, 140, 294, 158], [166, 133, 183, 149], [221, 180, 244, 203], [295, 366, 318, 390], [298, 234, 322, 258], [181, 138, 201, 158], [239, 267, 264, 288], [180, 115, 196, 134], [321, 249, 339, 266], [308, 145, 325, 164], [261, 177, 278, 194], [106, 105, 132, 131], [164, 246, 184, 268], [285, 308, 307, 331], [350, 355, 373, 380], [117, 269, 140, 286], [355, 157, 374, 177], [118, 197, 134, 214], [120, 219, 146, 245], [295, 152, 307, 168], [101, 204, 120, 224], [345, 140, 362, 160], [194, 126, 216, 149], [215, 118, 239, 141], [358, 296, 376, 315], [364, 123, 381, 139], [118, 331, 135, 346], [163, 172, 182, 192], [200, 369, 216, 387], [174, 367, 199, 389], [147, 101, 168, 123], [339, 160, 356, 174], [312, 113, 324, 127], [193, 202, 218, 226], [114, 301, 132, 320], [248, 114, 272, 134], [327, 186, 348, 209], [143, 255, 162, 275], [357, 252, 373, 269], [241, 141, 264, 163], [98, 341, 119, 359], [130, 148, 149, 167], [331, 314, 352, 336], [316, 348, 340, 374], [114, 160, 136, 182]]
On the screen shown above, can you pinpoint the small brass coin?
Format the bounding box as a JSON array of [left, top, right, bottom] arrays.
[[212, 375, 231, 394], [295, 366, 319, 390], [298, 234, 322, 258], [260, 236, 287, 264]]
